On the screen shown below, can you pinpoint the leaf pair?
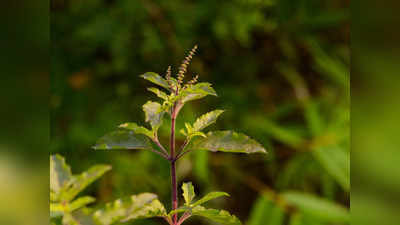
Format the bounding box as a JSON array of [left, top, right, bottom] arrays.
[[142, 71, 217, 112], [169, 182, 241, 225]]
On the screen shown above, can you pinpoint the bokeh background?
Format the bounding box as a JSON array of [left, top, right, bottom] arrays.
[[50, 0, 349, 225]]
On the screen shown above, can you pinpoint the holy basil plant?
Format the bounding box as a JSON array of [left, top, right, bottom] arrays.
[[93, 46, 267, 225], [50, 46, 266, 225]]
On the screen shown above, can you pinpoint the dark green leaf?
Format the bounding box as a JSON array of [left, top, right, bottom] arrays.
[[192, 206, 242, 225], [141, 72, 170, 90], [282, 191, 350, 223], [93, 129, 153, 150], [189, 131, 267, 154]]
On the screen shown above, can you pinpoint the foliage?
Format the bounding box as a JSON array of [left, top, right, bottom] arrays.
[[51, 0, 349, 224], [90, 46, 267, 225], [50, 154, 111, 224]]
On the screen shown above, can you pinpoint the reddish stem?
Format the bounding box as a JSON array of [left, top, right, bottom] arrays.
[[170, 108, 178, 224]]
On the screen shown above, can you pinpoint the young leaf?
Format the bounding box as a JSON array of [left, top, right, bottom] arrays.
[[68, 196, 96, 212], [179, 83, 217, 103], [193, 110, 224, 131], [93, 129, 154, 150], [182, 182, 196, 206], [50, 154, 72, 194], [62, 165, 111, 201], [143, 101, 165, 131], [282, 191, 350, 223], [94, 193, 166, 225], [191, 192, 230, 207], [119, 122, 154, 139], [147, 87, 169, 100], [192, 206, 242, 225], [141, 72, 170, 90], [189, 131, 267, 154]]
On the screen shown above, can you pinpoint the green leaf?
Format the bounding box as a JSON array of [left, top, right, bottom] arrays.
[[62, 165, 111, 201], [143, 101, 165, 131], [147, 87, 169, 100], [50, 154, 72, 194], [193, 110, 224, 131], [189, 131, 267, 154], [121, 198, 167, 222], [191, 192, 229, 207], [179, 83, 217, 103], [312, 145, 350, 191], [192, 206, 242, 225], [282, 191, 350, 223], [119, 122, 154, 139], [182, 182, 196, 206], [68, 196, 96, 212], [94, 193, 166, 225], [93, 129, 154, 150], [141, 72, 170, 90]]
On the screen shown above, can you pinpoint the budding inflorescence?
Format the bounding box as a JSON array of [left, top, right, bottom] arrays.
[[184, 75, 199, 89], [177, 45, 198, 85], [164, 45, 199, 93]]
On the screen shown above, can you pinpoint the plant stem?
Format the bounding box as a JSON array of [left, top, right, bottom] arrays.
[[177, 211, 191, 225], [154, 135, 169, 156], [170, 107, 178, 224], [170, 160, 178, 224], [175, 149, 192, 161]]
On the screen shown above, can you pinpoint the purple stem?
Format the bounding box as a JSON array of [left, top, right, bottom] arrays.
[[177, 211, 191, 225], [170, 108, 178, 224]]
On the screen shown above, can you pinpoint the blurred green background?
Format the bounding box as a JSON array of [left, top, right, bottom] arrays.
[[50, 0, 349, 225]]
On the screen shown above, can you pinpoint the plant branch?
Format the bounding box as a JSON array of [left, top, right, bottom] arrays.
[[176, 138, 189, 157], [163, 216, 173, 225], [177, 211, 191, 225], [154, 134, 170, 156], [170, 104, 178, 224], [175, 148, 192, 161], [148, 147, 169, 159]]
